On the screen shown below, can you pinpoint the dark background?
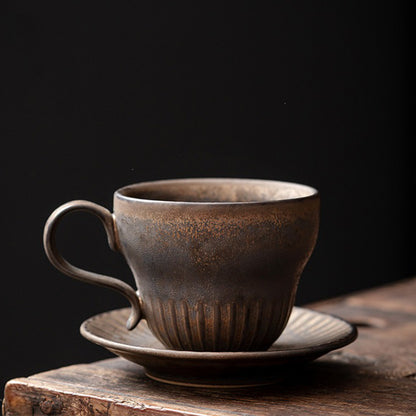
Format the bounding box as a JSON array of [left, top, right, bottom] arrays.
[[1, 1, 414, 394]]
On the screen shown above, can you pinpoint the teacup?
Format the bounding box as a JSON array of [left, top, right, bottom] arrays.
[[44, 178, 319, 351]]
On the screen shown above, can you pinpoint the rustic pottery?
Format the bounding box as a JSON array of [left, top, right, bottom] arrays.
[[44, 178, 320, 352], [80, 306, 357, 387]]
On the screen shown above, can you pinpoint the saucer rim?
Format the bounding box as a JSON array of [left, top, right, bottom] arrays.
[[80, 307, 358, 360]]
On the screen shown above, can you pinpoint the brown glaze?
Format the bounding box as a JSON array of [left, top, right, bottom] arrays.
[[44, 178, 319, 352], [79, 306, 356, 387]]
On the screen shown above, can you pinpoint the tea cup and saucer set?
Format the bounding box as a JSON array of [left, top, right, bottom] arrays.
[[43, 178, 357, 387]]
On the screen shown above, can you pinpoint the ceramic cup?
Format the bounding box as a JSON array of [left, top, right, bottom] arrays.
[[44, 178, 319, 352]]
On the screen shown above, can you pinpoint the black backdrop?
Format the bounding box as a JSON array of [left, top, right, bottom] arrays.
[[1, 1, 414, 393]]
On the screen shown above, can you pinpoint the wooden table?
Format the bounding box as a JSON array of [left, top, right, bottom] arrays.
[[3, 278, 416, 415]]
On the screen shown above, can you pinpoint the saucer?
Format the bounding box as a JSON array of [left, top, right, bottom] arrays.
[[80, 307, 357, 387]]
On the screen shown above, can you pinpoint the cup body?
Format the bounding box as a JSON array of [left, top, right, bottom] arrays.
[[113, 178, 319, 351]]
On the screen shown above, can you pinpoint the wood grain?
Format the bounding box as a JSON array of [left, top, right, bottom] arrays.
[[3, 278, 416, 415]]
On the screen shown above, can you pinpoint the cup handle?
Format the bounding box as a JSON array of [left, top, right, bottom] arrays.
[[43, 200, 142, 330]]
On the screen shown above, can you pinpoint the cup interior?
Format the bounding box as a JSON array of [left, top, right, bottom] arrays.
[[117, 178, 317, 203]]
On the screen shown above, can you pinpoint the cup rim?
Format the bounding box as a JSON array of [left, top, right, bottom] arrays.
[[114, 178, 319, 206]]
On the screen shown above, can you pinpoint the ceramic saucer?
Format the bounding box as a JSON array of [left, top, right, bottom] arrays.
[[80, 307, 357, 388]]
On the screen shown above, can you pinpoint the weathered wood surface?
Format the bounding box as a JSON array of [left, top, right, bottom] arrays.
[[3, 278, 416, 415]]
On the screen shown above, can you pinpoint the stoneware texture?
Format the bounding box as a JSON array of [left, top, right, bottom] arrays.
[[80, 307, 357, 387], [44, 178, 320, 352]]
